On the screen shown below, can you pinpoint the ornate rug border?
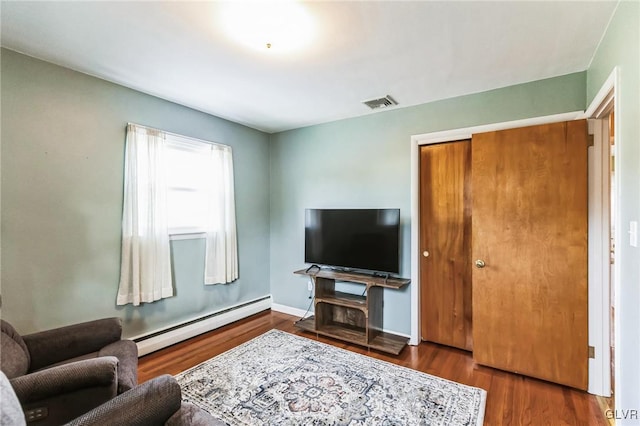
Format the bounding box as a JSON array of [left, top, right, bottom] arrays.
[[175, 329, 487, 426]]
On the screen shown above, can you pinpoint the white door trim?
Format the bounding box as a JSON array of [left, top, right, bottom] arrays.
[[581, 67, 619, 397], [409, 110, 583, 346], [587, 117, 612, 397], [580, 67, 617, 120]]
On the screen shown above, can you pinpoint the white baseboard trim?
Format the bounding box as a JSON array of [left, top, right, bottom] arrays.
[[135, 296, 272, 356], [384, 329, 411, 339], [271, 303, 311, 318]]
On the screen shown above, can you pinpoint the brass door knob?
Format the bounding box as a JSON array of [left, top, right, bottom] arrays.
[[475, 259, 486, 268]]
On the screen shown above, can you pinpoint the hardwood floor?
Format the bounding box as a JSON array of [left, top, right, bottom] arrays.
[[138, 310, 607, 425]]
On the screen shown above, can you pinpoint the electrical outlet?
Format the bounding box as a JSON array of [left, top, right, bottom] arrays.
[[307, 279, 313, 291]]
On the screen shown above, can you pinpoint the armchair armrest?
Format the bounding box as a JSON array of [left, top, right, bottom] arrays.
[[166, 403, 227, 426], [65, 375, 182, 426], [23, 318, 122, 370], [99, 340, 138, 393], [10, 357, 118, 404]]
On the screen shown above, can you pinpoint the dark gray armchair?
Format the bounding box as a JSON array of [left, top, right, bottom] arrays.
[[0, 318, 138, 425], [1, 371, 224, 426]]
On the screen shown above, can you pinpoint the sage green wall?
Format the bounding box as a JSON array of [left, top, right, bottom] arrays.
[[586, 1, 640, 419], [0, 49, 271, 338], [269, 72, 586, 335]]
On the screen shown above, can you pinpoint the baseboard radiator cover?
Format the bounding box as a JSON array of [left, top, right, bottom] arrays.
[[134, 295, 272, 356]]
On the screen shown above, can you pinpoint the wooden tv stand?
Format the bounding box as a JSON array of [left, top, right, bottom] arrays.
[[293, 268, 410, 355]]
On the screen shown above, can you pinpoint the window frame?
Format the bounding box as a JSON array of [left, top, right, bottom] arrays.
[[164, 133, 232, 239]]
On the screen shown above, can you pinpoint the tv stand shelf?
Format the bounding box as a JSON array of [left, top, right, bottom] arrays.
[[317, 291, 366, 310], [293, 268, 410, 355]]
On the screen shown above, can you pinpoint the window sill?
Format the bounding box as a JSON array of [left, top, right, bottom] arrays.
[[169, 232, 206, 241]]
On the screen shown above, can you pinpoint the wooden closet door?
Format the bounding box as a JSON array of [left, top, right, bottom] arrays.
[[471, 120, 588, 390], [420, 140, 472, 350]]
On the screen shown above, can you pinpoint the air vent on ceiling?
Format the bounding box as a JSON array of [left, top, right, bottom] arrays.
[[362, 95, 397, 110]]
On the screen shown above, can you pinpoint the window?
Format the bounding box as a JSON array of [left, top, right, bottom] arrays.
[[166, 138, 217, 234], [163, 133, 238, 285], [117, 124, 238, 306]]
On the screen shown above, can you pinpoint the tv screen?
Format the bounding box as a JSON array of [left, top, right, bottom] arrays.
[[305, 208, 400, 274]]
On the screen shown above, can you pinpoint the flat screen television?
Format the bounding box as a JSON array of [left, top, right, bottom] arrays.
[[305, 208, 400, 274]]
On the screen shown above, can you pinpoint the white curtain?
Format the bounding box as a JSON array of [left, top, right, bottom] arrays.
[[116, 124, 173, 306], [204, 144, 238, 285]]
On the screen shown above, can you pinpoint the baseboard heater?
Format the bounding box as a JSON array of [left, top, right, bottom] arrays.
[[133, 295, 272, 356]]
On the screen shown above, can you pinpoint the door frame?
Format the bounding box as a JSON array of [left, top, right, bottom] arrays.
[[579, 67, 619, 397], [409, 68, 619, 396]]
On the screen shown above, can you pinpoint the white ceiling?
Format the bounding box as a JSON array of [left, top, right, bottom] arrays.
[[1, 1, 618, 133]]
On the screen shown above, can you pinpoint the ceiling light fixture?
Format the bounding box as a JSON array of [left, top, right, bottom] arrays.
[[219, 1, 315, 54]]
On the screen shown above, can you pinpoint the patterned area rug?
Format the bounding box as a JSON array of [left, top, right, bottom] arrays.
[[175, 330, 486, 425]]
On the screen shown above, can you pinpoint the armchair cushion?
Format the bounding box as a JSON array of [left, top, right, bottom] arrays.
[[11, 357, 118, 403], [0, 320, 30, 378], [23, 318, 123, 371]]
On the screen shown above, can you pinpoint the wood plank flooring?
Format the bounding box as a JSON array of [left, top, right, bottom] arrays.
[[138, 310, 607, 426]]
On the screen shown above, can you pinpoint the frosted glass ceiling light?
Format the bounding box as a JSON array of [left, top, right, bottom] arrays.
[[220, 1, 315, 53]]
